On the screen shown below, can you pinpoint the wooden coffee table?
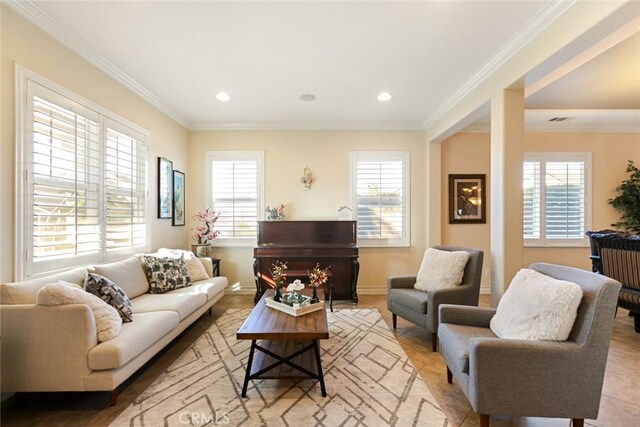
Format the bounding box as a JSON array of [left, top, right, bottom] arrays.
[[236, 289, 329, 397]]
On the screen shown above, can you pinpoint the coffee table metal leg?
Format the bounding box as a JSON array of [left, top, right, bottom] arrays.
[[241, 340, 257, 397], [313, 340, 327, 397]]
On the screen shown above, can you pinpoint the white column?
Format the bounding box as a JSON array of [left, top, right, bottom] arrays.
[[490, 88, 524, 306], [425, 139, 441, 248]]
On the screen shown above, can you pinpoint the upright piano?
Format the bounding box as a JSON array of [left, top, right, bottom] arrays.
[[253, 220, 359, 304]]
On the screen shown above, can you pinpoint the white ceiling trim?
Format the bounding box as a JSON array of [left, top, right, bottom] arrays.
[[422, 0, 577, 130], [189, 121, 426, 131], [6, 0, 190, 128]]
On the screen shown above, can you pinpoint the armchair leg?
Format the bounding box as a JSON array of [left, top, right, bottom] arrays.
[[572, 419, 584, 427], [479, 414, 489, 427], [392, 313, 397, 329], [110, 389, 118, 406], [446, 366, 452, 384], [431, 333, 437, 352]]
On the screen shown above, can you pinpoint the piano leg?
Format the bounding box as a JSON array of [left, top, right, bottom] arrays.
[[351, 259, 360, 305]]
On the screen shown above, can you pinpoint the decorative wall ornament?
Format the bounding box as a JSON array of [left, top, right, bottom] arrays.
[[300, 166, 313, 190], [448, 174, 486, 224], [172, 170, 185, 226], [157, 157, 173, 219]]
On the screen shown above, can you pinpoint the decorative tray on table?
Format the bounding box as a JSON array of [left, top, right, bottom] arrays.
[[265, 296, 325, 317]]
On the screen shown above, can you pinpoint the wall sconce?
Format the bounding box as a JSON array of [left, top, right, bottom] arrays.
[[300, 166, 313, 190]]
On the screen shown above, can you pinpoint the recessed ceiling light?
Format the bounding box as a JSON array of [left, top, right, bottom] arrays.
[[377, 92, 393, 102], [300, 94, 316, 102], [216, 92, 231, 102]]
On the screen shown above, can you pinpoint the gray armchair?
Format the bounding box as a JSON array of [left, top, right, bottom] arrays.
[[438, 263, 621, 427], [387, 245, 483, 351]]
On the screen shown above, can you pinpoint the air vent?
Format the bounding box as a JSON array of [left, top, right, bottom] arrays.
[[548, 117, 575, 122]]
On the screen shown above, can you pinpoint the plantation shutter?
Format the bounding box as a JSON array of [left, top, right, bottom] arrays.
[[352, 152, 409, 246], [104, 120, 148, 252], [211, 157, 259, 238], [523, 153, 589, 245], [545, 161, 585, 239], [523, 161, 540, 239], [29, 89, 101, 274]]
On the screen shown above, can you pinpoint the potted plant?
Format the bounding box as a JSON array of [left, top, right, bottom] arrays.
[[191, 206, 221, 256], [270, 261, 287, 302], [608, 160, 640, 235], [308, 263, 330, 304]]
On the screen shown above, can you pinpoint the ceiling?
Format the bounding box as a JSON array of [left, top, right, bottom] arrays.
[[10, 1, 638, 132], [23, 1, 556, 129]]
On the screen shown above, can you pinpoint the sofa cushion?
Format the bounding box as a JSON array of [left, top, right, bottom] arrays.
[[490, 268, 583, 341], [142, 255, 192, 294], [93, 257, 149, 299], [36, 281, 122, 342], [389, 288, 429, 314], [415, 248, 470, 292], [158, 248, 209, 281], [438, 323, 497, 374], [130, 291, 206, 321], [1, 267, 88, 304], [188, 276, 227, 301], [88, 310, 180, 370], [83, 273, 133, 322]]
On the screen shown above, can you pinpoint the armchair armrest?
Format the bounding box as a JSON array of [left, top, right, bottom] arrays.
[[468, 338, 597, 416], [387, 276, 416, 292], [198, 256, 214, 277], [1, 304, 98, 391], [438, 304, 496, 328]]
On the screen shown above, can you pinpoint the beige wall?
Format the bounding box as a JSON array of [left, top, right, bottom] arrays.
[[0, 6, 189, 282], [442, 131, 640, 290], [187, 130, 427, 294]]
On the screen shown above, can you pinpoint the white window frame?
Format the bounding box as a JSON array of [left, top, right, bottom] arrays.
[[15, 65, 151, 280], [350, 151, 411, 247], [523, 152, 592, 248], [204, 151, 264, 247]]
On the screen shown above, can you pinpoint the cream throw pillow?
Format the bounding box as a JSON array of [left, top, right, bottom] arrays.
[[157, 248, 209, 281], [36, 280, 122, 342], [490, 268, 583, 341], [414, 248, 470, 292]]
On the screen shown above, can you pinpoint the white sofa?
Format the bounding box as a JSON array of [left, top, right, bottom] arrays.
[[0, 254, 227, 405]]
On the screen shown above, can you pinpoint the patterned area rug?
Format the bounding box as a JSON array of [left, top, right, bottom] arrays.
[[110, 309, 449, 427]]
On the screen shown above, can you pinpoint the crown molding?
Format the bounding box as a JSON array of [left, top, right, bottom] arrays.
[[189, 121, 426, 131], [422, 0, 577, 129], [5, 0, 190, 128]]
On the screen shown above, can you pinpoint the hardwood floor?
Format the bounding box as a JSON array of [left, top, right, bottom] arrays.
[[1, 294, 638, 426]]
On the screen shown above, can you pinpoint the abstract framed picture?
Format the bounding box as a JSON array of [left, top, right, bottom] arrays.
[[172, 170, 185, 226], [157, 157, 173, 219], [448, 174, 486, 224]]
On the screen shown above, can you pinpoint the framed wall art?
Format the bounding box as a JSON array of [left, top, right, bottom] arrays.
[[157, 157, 173, 219], [448, 174, 486, 224], [172, 170, 185, 226]]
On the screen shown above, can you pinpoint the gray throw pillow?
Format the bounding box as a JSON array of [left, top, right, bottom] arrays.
[[83, 273, 133, 322], [142, 255, 192, 294]]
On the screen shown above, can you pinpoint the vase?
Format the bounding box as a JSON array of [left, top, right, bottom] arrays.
[[274, 281, 283, 302], [310, 286, 319, 304], [191, 244, 212, 258]]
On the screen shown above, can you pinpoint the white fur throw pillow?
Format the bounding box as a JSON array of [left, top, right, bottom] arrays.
[[490, 268, 583, 341], [157, 248, 209, 282], [414, 248, 470, 292], [36, 280, 122, 342]]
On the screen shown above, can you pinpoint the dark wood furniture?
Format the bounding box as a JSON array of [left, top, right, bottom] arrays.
[[253, 220, 359, 304], [236, 289, 329, 397]]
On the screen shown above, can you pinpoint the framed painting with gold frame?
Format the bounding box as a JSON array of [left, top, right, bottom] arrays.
[[448, 174, 486, 224]]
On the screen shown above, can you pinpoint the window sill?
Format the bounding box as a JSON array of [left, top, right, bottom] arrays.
[[524, 243, 590, 249]]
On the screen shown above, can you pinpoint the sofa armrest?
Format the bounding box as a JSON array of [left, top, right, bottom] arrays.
[[387, 276, 416, 292], [438, 304, 496, 328], [1, 304, 98, 391], [198, 257, 213, 277]]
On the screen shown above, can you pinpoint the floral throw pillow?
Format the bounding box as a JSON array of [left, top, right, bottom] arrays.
[[142, 255, 192, 294], [83, 273, 133, 322]]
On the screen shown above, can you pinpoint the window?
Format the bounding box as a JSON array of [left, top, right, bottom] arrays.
[[523, 152, 591, 246], [17, 67, 149, 279], [350, 151, 410, 247], [204, 151, 264, 245]]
